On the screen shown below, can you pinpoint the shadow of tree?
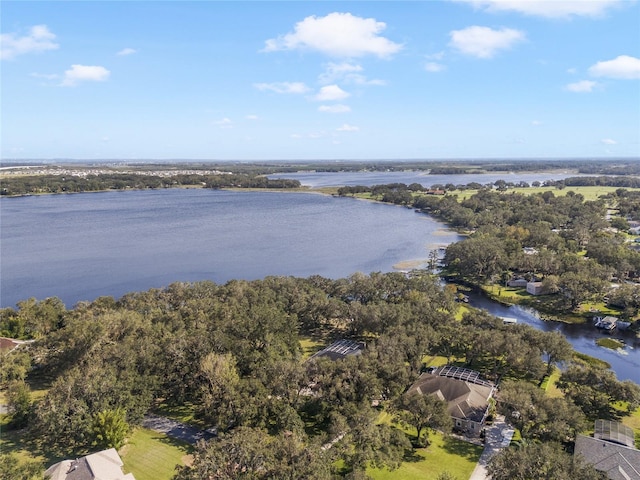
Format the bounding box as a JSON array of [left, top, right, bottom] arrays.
[[441, 435, 483, 461]]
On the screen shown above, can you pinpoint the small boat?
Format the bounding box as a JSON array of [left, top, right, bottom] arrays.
[[500, 317, 518, 325]]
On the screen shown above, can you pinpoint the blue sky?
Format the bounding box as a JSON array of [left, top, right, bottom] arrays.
[[2, 1, 639, 161]]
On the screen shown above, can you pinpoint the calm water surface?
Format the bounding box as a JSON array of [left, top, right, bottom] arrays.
[[2, 183, 637, 384], [467, 292, 640, 384], [1, 189, 459, 309], [268, 171, 584, 188]]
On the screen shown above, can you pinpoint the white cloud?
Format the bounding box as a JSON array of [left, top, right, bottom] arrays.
[[426, 51, 445, 60], [449, 26, 525, 58], [314, 85, 350, 101], [254, 82, 310, 94], [567, 68, 578, 74], [290, 134, 302, 139], [425, 62, 446, 72], [117, 48, 137, 56], [246, 115, 259, 120], [565, 80, 598, 92], [263, 12, 403, 58], [601, 138, 617, 145], [531, 120, 543, 126], [318, 104, 351, 113], [30, 72, 60, 80], [453, 0, 625, 18], [319, 62, 361, 83], [215, 118, 233, 128], [337, 124, 359, 132], [1, 24, 59, 60], [60, 65, 110, 87], [318, 62, 386, 86], [588, 55, 640, 79]]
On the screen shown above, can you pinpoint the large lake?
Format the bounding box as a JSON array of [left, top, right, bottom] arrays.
[[0, 189, 459, 309], [2, 171, 638, 384], [268, 170, 584, 188]]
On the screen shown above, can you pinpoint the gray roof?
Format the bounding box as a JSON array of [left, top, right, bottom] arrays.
[[575, 435, 640, 480], [44, 448, 135, 480], [407, 370, 494, 423], [309, 339, 365, 361]]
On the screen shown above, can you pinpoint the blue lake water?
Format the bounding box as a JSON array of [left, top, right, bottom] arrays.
[[1, 177, 638, 384], [0, 189, 459, 309], [467, 292, 640, 384], [268, 171, 585, 188]]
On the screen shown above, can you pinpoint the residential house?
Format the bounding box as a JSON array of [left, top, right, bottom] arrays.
[[507, 277, 528, 288], [44, 448, 135, 480], [406, 366, 495, 436], [526, 281, 544, 295], [574, 420, 640, 480]]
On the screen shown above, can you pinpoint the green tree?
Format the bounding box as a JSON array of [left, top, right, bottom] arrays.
[[395, 391, 452, 446], [6, 380, 32, 429], [173, 427, 331, 480], [496, 380, 586, 442], [487, 442, 603, 480], [198, 352, 242, 429], [0, 453, 43, 480], [92, 407, 129, 449], [557, 365, 640, 419]]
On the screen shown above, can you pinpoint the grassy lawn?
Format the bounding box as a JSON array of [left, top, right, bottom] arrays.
[[448, 186, 636, 202], [368, 431, 482, 480], [596, 337, 625, 350], [541, 368, 564, 398], [372, 408, 482, 480], [300, 336, 326, 360], [422, 355, 451, 368], [152, 401, 203, 428], [120, 428, 192, 480]]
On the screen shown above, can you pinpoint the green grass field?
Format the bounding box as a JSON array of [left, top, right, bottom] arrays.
[[447, 186, 636, 202], [299, 336, 326, 360], [120, 428, 192, 480], [368, 432, 482, 480]]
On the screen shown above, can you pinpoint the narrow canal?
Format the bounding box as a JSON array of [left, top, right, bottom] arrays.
[[466, 292, 640, 384]]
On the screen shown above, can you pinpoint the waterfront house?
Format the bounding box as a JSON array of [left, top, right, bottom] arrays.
[[526, 281, 544, 295], [406, 366, 495, 437], [507, 277, 528, 288]]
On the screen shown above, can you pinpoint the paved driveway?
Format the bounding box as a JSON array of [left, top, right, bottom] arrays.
[[142, 414, 215, 445], [468, 415, 514, 480]]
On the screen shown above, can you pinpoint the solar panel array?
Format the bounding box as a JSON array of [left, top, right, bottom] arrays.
[[436, 365, 494, 387]]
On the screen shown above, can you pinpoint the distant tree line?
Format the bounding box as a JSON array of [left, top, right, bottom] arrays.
[[0, 173, 300, 196]]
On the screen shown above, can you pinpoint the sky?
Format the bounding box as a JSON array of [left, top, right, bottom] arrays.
[[1, 0, 639, 161]]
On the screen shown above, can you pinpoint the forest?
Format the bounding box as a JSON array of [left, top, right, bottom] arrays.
[[2, 270, 639, 479], [339, 184, 640, 321]]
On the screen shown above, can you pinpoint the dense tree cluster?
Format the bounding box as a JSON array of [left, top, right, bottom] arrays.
[[339, 184, 640, 316], [1, 270, 613, 477]]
